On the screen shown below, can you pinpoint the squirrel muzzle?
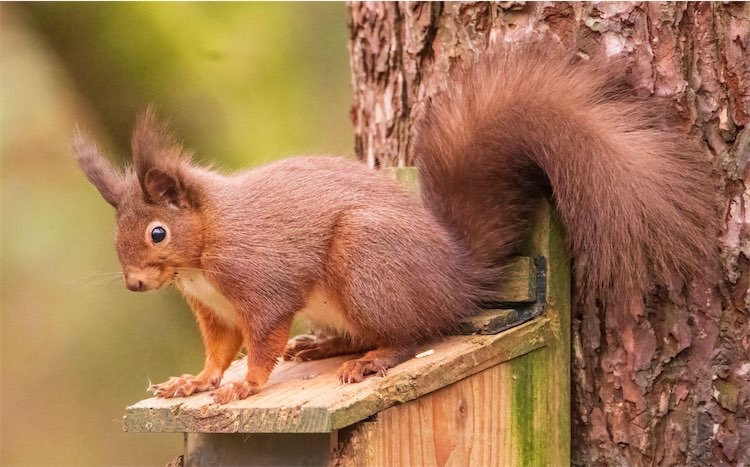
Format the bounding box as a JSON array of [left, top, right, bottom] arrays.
[[124, 267, 170, 292]]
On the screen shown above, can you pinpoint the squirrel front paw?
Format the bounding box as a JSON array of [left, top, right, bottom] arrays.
[[149, 374, 219, 398], [337, 358, 389, 383], [211, 381, 261, 404]]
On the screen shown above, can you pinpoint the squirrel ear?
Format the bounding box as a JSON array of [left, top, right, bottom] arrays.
[[72, 128, 123, 207], [144, 168, 189, 209]]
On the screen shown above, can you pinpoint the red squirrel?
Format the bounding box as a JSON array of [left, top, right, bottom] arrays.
[[73, 45, 716, 404]]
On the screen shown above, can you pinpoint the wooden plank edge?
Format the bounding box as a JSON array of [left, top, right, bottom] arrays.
[[124, 401, 334, 434]]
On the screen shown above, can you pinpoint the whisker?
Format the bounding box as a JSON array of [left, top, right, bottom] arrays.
[[71, 271, 124, 285], [75, 274, 124, 290]]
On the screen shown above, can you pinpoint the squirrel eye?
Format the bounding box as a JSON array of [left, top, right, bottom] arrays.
[[151, 226, 167, 244]]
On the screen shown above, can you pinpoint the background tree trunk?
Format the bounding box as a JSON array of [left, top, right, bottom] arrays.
[[347, 2, 749, 465]]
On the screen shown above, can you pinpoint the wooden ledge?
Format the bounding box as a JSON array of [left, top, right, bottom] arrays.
[[124, 317, 552, 434]]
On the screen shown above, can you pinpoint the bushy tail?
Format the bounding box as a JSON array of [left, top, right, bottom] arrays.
[[415, 45, 717, 302]]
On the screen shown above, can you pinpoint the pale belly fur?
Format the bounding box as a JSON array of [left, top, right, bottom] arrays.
[[175, 270, 238, 327], [175, 270, 354, 335], [297, 286, 356, 336]]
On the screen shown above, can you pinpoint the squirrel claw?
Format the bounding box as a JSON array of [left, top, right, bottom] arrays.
[[150, 374, 217, 398], [211, 381, 260, 404]]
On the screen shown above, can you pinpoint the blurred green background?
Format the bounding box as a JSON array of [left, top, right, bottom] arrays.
[[1, 3, 351, 465]]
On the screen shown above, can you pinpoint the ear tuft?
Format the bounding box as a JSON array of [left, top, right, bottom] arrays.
[[144, 168, 189, 208], [72, 128, 123, 207], [131, 106, 197, 208], [131, 105, 193, 191]]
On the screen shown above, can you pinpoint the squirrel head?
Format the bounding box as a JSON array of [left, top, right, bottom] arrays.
[[73, 108, 205, 292]]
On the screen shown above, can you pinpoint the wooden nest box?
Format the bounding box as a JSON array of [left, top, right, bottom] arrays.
[[124, 168, 571, 466]]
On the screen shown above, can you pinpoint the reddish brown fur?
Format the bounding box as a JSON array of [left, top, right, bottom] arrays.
[[416, 45, 717, 303], [74, 45, 716, 403], [150, 297, 243, 398]]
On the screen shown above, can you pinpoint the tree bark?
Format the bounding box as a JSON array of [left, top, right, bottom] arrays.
[[347, 2, 750, 465]]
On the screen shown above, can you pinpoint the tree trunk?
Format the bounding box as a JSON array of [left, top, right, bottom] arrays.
[[347, 2, 750, 465]]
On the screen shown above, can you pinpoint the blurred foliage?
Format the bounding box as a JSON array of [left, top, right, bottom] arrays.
[[1, 3, 351, 465]]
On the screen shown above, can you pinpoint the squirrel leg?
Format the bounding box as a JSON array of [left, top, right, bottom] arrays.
[[283, 334, 372, 362], [211, 314, 294, 404], [151, 300, 242, 398], [337, 345, 417, 384]]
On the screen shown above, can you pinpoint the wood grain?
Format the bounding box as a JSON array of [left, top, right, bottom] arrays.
[[336, 349, 552, 466]]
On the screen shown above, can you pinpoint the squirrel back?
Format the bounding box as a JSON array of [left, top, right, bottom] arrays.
[[416, 45, 717, 304]]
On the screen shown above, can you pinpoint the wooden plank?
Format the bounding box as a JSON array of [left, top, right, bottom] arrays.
[[458, 308, 531, 335], [491, 255, 536, 304], [185, 432, 332, 466], [327, 318, 552, 432], [333, 348, 552, 466], [523, 200, 571, 466], [123, 318, 553, 434]]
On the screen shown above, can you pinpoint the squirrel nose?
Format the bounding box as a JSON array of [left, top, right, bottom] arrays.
[[125, 276, 145, 292]]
